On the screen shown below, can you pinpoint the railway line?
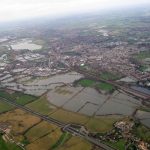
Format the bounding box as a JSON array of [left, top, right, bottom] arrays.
[[74, 67, 150, 100]]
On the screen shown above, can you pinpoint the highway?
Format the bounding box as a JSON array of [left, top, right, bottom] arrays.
[[0, 96, 116, 150], [0, 97, 65, 127]]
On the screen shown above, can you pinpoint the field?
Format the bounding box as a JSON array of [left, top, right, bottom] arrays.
[[100, 72, 120, 80], [50, 108, 121, 132], [0, 90, 37, 105], [0, 109, 41, 135], [78, 79, 96, 87], [57, 136, 92, 150], [0, 100, 14, 113], [26, 128, 62, 150], [76, 78, 115, 92], [26, 95, 56, 115], [86, 116, 122, 132], [50, 132, 71, 149], [25, 121, 58, 142], [105, 139, 126, 150], [50, 109, 89, 125], [96, 82, 114, 91]]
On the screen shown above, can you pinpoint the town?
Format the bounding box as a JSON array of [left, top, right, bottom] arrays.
[[0, 5, 150, 150]]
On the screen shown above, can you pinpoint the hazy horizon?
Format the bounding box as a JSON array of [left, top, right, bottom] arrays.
[[0, 0, 150, 23]]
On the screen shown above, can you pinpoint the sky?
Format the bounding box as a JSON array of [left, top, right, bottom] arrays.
[[0, 0, 150, 22]]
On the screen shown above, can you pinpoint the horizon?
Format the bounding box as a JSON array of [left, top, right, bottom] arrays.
[[0, 0, 150, 23]]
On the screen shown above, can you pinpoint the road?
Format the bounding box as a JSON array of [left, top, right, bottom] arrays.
[[0, 96, 116, 150], [0, 97, 65, 127]]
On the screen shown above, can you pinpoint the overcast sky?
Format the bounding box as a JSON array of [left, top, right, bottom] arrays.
[[0, 0, 150, 22]]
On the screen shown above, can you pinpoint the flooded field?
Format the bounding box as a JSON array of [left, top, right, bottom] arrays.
[[0, 71, 144, 117], [1, 72, 83, 96], [135, 110, 150, 128], [25, 72, 83, 86], [47, 86, 142, 116], [64, 88, 107, 115], [11, 39, 42, 50]]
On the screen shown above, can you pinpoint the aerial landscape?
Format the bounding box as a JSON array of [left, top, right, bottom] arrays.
[[0, 0, 150, 150]]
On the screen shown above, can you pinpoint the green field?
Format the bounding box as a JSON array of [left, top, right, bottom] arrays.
[[78, 79, 96, 87], [77, 79, 115, 92], [0, 90, 36, 105], [100, 72, 120, 80], [0, 100, 14, 113], [0, 134, 22, 150], [26, 96, 55, 115], [50, 132, 72, 150], [96, 82, 114, 92], [86, 116, 122, 132], [105, 139, 126, 150]]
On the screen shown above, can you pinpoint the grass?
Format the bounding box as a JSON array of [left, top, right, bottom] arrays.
[[26, 95, 55, 115], [50, 132, 71, 150], [77, 78, 115, 92], [0, 90, 36, 105], [57, 136, 92, 150], [86, 116, 122, 132], [51, 110, 122, 133], [100, 72, 120, 80], [0, 134, 22, 150], [0, 100, 14, 113], [25, 121, 57, 142], [50, 109, 89, 125], [78, 79, 96, 87], [96, 82, 114, 91], [26, 129, 62, 150], [133, 125, 150, 143], [105, 139, 126, 150]]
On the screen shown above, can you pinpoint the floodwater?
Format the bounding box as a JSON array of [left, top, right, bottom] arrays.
[[11, 40, 42, 50], [47, 87, 142, 116], [2, 72, 83, 96], [26, 72, 83, 86], [136, 110, 150, 128]]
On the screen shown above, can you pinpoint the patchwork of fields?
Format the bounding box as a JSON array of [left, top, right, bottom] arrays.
[[47, 86, 142, 116]]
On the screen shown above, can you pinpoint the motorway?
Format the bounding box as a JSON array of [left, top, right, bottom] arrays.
[[0, 96, 115, 150], [0, 97, 65, 127]]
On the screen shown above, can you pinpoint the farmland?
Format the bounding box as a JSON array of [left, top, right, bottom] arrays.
[[0, 90, 36, 105], [0, 100, 14, 113], [26, 95, 56, 115]]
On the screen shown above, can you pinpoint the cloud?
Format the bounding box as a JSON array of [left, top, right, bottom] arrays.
[[0, 0, 149, 22]]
